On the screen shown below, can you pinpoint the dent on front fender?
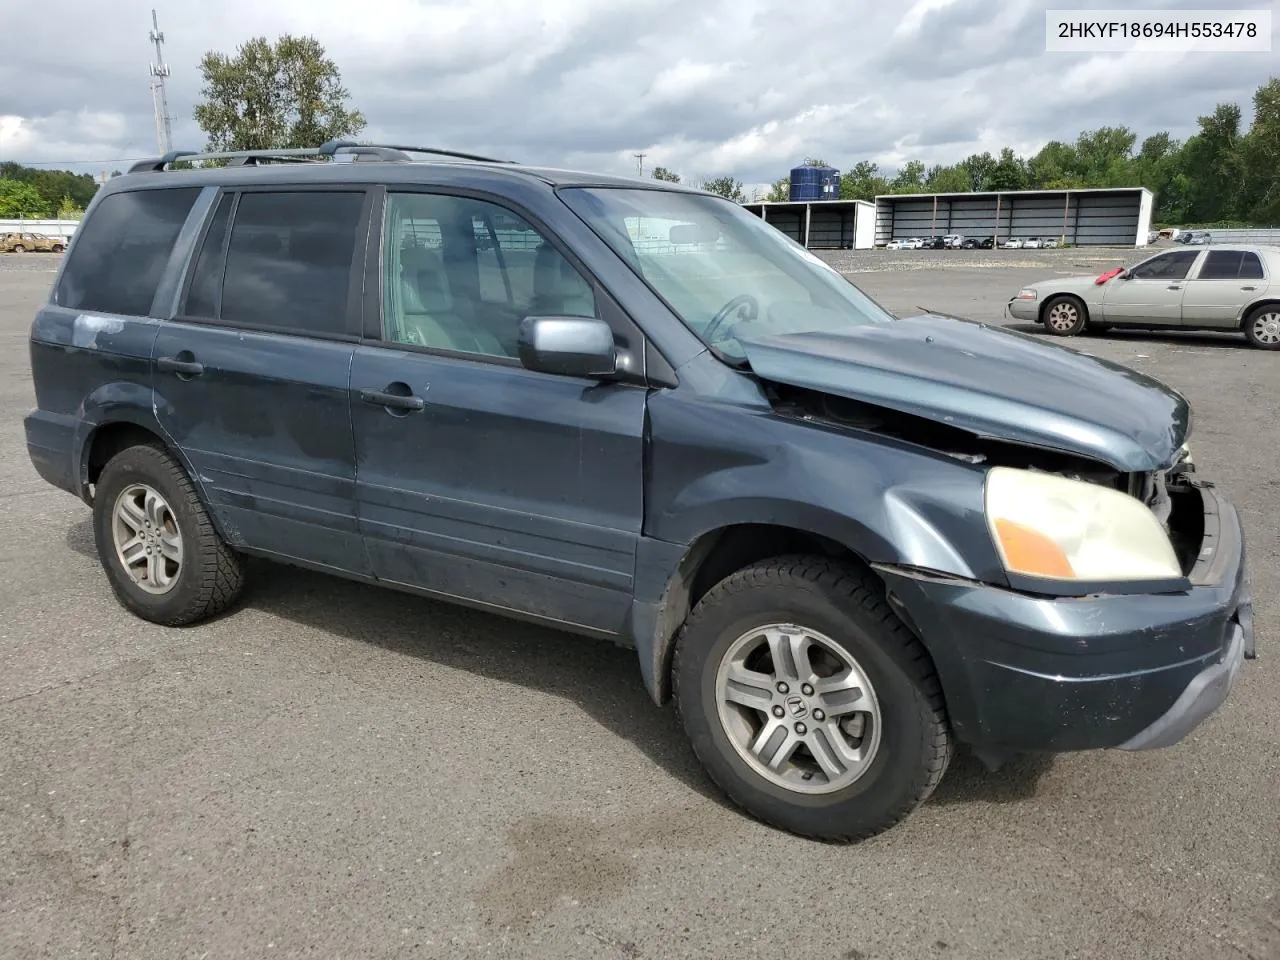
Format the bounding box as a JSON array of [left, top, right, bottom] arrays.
[[632, 387, 1010, 703]]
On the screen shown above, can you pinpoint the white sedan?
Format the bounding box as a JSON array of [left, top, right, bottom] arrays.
[[1006, 244, 1280, 350]]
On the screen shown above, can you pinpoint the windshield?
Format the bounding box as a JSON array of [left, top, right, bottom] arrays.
[[559, 187, 896, 362]]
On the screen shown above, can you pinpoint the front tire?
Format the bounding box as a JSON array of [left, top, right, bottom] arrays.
[[1244, 304, 1280, 350], [673, 556, 952, 842], [92, 443, 245, 626], [1041, 295, 1087, 336]]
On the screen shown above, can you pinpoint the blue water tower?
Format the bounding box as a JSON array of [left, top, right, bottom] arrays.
[[789, 164, 840, 201]]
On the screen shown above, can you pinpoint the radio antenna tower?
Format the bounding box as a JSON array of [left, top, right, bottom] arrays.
[[148, 9, 174, 154]]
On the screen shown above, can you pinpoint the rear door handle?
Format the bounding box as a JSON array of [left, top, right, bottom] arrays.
[[1242, 285, 1257, 291], [360, 387, 425, 412], [1167, 284, 1182, 290], [156, 355, 204, 376]]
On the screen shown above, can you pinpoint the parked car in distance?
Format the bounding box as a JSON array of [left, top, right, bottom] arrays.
[[885, 239, 906, 249], [1002, 237, 1024, 249], [1, 231, 67, 253], [942, 234, 963, 248], [24, 140, 1256, 843], [1023, 237, 1043, 249], [901, 237, 924, 249], [960, 236, 997, 250], [1008, 244, 1280, 349], [1042, 236, 1061, 248]]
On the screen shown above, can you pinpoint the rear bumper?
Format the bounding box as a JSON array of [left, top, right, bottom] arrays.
[[24, 409, 79, 497], [879, 482, 1253, 754]]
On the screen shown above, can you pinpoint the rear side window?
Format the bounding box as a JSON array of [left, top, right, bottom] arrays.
[[185, 193, 234, 318], [56, 188, 200, 316], [1240, 252, 1265, 279], [184, 190, 366, 337], [1198, 250, 1267, 280]]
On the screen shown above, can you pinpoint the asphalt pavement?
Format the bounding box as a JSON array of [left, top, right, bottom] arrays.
[[1, 250, 1276, 960]]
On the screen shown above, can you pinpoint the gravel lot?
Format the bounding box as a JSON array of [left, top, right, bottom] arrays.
[[1, 250, 1276, 960]]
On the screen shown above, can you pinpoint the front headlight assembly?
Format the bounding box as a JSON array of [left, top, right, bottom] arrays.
[[984, 467, 1183, 590]]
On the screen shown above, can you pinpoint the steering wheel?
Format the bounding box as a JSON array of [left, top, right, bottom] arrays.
[[702, 293, 760, 343]]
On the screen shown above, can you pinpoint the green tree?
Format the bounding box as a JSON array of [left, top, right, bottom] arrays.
[[1181, 103, 1244, 222], [924, 164, 971, 193], [0, 179, 53, 218], [651, 166, 680, 182], [700, 176, 746, 202], [193, 34, 366, 151], [0, 162, 98, 210], [1074, 126, 1137, 184], [1132, 132, 1186, 222], [839, 160, 890, 200], [1240, 77, 1280, 223], [56, 194, 85, 220], [764, 177, 790, 202], [960, 152, 997, 191], [988, 147, 1029, 191], [1028, 141, 1082, 188], [890, 160, 926, 193]]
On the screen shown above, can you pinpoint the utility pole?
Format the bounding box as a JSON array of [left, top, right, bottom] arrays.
[[148, 9, 173, 155], [634, 152, 646, 177]]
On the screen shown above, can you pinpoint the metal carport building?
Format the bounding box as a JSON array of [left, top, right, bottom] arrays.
[[741, 199, 876, 249], [874, 187, 1154, 248]]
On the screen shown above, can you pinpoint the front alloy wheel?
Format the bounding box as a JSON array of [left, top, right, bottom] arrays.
[[716, 623, 882, 794], [674, 556, 952, 842]]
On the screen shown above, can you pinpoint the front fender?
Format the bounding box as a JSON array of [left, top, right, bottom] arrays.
[[633, 388, 1009, 703]]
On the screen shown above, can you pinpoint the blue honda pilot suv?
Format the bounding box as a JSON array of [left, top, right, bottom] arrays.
[[24, 142, 1255, 841]]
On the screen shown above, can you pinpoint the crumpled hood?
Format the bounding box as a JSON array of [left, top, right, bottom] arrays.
[[739, 314, 1190, 472]]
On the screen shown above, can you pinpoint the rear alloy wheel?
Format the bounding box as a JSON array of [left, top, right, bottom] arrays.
[[92, 443, 245, 625], [674, 556, 952, 842], [1244, 305, 1280, 350], [12, 245, 25, 253], [1042, 295, 1087, 336]]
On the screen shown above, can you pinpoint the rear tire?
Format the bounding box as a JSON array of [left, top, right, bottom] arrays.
[[12, 245, 25, 253], [673, 555, 952, 842], [92, 443, 245, 626], [1042, 295, 1087, 336], [1243, 304, 1280, 350]]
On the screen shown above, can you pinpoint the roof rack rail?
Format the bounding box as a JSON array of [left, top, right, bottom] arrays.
[[126, 140, 515, 174]]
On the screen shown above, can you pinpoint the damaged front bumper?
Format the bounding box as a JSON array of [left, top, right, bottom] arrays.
[[877, 481, 1254, 756]]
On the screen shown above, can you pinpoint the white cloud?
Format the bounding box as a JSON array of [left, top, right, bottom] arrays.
[[0, 0, 1273, 184], [894, 0, 963, 37]]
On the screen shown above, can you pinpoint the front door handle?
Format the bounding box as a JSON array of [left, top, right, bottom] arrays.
[[1242, 285, 1257, 291], [360, 386, 425, 412], [156, 355, 204, 376], [1167, 284, 1182, 290]]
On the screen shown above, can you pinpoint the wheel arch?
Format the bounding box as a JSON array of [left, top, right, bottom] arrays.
[[1038, 290, 1090, 324], [632, 519, 887, 706], [77, 415, 234, 546], [1241, 298, 1280, 328]]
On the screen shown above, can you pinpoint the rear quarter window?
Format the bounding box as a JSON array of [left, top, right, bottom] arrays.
[[55, 188, 200, 316]]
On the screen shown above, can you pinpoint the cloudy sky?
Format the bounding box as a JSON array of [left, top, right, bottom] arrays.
[[1, 0, 1276, 194]]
